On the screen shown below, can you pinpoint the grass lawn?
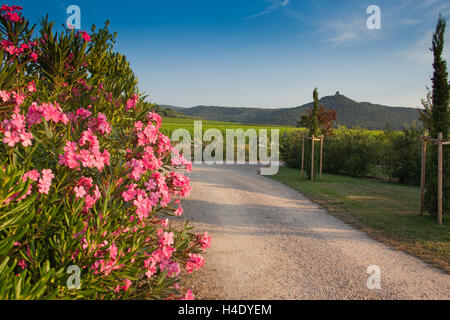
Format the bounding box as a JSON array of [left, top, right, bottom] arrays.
[[270, 167, 450, 273]]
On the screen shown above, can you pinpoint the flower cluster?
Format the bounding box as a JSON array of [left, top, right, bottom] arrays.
[[59, 129, 110, 172], [0, 5, 38, 61], [126, 94, 139, 111], [0, 5, 209, 300], [37, 169, 55, 195], [74, 176, 101, 211], [6, 168, 54, 204], [27, 102, 69, 125], [1, 111, 33, 147], [197, 232, 212, 251], [79, 31, 91, 43], [1, 5, 22, 22], [185, 253, 205, 274], [142, 230, 180, 279]]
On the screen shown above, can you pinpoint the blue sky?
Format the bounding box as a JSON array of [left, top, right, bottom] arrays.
[[15, 0, 450, 108]]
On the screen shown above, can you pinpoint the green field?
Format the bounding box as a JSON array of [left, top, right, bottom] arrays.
[[160, 117, 300, 137], [270, 168, 450, 273]]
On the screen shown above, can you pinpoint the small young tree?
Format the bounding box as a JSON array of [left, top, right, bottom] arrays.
[[421, 14, 449, 216], [298, 88, 337, 137], [298, 88, 337, 178]]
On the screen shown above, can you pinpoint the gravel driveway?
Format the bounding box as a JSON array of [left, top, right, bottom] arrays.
[[179, 164, 450, 300]]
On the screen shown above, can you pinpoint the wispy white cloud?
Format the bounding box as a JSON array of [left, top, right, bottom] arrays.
[[404, 30, 434, 64], [244, 0, 290, 20], [404, 28, 450, 64], [399, 18, 421, 26], [328, 31, 359, 44], [419, 0, 441, 9], [320, 17, 370, 46], [431, 3, 450, 15]]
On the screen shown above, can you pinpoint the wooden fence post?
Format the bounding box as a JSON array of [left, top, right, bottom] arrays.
[[301, 136, 305, 178], [420, 138, 427, 216], [320, 135, 324, 180], [311, 135, 315, 181], [438, 132, 443, 225]]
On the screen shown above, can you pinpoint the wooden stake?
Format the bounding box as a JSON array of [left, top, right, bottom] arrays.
[[301, 136, 305, 178], [438, 132, 443, 225], [311, 135, 315, 181], [420, 138, 427, 216], [320, 135, 324, 180]]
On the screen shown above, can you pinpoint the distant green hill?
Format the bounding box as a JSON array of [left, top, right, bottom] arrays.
[[160, 93, 421, 130], [152, 104, 193, 118]]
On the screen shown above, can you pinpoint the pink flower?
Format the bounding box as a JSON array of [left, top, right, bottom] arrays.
[[80, 31, 91, 42], [18, 259, 27, 270], [121, 279, 132, 291], [166, 262, 180, 278], [134, 121, 143, 131], [109, 243, 118, 261], [174, 206, 183, 216], [12, 92, 25, 106], [76, 108, 92, 119], [126, 95, 139, 111], [74, 186, 87, 199], [133, 192, 152, 220], [198, 232, 212, 250], [0, 90, 10, 102], [77, 176, 93, 189], [1, 110, 32, 147], [88, 113, 111, 136], [122, 185, 137, 202], [114, 278, 132, 293], [159, 232, 174, 247], [148, 111, 162, 129], [160, 246, 176, 260], [145, 260, 157, 278], [37, 169, 54, 194], [145, 179, 157, 191], [171, 149, 192, 172], [5, 45, 16, 55], [181, 289, 194, 300], [27, 81, 36, 93], [26, 102, 43, 125], [3, 131, 20, 147], [160, 218, 169, 228], [19, 131, 33, 147], [42, 103, 62, 122], [185, 253, 205, 274], [22, 169, 40, 182]]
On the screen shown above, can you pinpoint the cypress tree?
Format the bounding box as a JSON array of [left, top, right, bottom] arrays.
[[310, 88, 320, 137], [297, 88, 321, 178], [424, 14, 449, 216]]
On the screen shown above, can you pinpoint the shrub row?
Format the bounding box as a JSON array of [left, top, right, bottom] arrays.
[[281, 125, 423, 185]]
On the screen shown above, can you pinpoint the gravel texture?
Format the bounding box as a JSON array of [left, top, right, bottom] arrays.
[[179, 164, 450, 300]]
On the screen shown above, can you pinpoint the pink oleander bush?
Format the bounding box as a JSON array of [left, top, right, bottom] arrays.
[[0, 5, 210, 299]]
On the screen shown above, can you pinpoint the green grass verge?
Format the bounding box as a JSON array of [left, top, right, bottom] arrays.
[[269, 167, 450, 273]]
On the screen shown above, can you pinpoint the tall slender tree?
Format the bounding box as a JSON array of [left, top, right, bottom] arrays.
[[310, 88, 320, 136], [423, 14, 449, 216], [298, 88, 330, 178]]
